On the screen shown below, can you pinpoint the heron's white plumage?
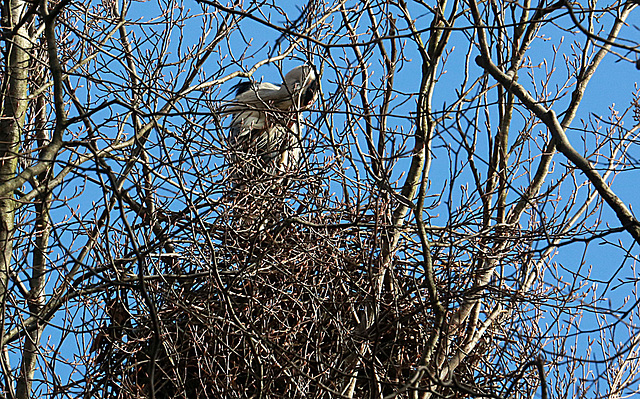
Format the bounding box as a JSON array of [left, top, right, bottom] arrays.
[[226, 65, 318, 175]]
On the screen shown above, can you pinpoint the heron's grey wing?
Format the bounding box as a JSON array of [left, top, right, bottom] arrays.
[[229, 108, 290, 166], [233, 82, 281, 106], [228, 81, 280, 144], [229, 81, 288, 151], [229, 109, 266, 145], [227, 80, 304, 169]]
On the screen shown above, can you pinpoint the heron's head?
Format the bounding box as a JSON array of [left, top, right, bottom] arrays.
[[282, 65, 318, 109]]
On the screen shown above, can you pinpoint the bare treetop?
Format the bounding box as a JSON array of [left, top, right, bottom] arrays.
[[0, 1, 639, 398]]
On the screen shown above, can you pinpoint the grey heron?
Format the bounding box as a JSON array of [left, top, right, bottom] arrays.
[[226, 65, 319, 179]]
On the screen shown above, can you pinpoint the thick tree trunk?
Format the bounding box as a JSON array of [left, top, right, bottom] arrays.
[[1, 0, 33, 397], [0, 0, 31, 304]]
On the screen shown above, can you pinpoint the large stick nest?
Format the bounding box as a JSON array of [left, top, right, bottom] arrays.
[[87, 175, 502, 398]]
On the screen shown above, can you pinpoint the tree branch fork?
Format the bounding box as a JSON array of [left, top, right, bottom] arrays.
[[475, 54, 640, 244]]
